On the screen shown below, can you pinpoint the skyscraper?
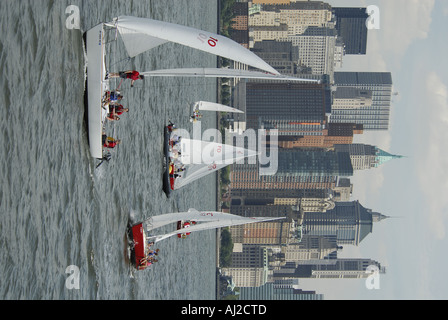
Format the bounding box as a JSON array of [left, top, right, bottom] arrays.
[[240, 82, 332, 133], [240, 282, 323, 300], [273, 258, 385, 279], [334, 144, 403, 170], [302, 201, 388, 246], [271, 148, 354, 178], [331, 72, 393, 130], [333, 8, 369, 55]]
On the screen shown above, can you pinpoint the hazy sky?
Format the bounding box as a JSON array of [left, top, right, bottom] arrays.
[[297, 0, 448, 299]]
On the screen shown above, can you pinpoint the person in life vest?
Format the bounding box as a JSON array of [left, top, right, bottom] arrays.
[[180, 221, 197, 238], [102, 91, 123, 105], [166, 120, 177, 132], [102, 135, 121, 149], [106, 114, 120, 121], [108, 70, 144, 87], [138, 258, 158, 270], [190, 109, 202, 122], [109, 104, 129, 116]]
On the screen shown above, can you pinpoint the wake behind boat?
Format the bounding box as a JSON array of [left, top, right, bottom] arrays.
[[127, 209, 283, 271]]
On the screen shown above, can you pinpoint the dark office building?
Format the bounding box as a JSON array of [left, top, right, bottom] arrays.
[[240, 283, 323, 300], [273, 258, 385, 279], [269, 148, 354, 178], [243, 82, 332, 132], [333, 8, 369, 55], [302, 201, 388, 246]]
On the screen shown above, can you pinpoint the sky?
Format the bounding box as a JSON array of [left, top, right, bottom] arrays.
[[297, 0, 448, 299]]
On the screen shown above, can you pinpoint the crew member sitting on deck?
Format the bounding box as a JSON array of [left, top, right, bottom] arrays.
[[102, 135, 121, 149], [102, 91, 123, 105], [109, 104, 129, 116]]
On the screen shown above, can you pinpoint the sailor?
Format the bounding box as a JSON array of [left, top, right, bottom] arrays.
[[171, 135, 182, 146], [102, 135, 121, 149], [190, 109, 202, 122], [106, 114, 120, 121], [108, 70, 144, 87], [147, 249, 160, 258], [103, 91, 123, 104], [175, 167, 185, 173], [167, 120, 177, 132], [109, 104, 129, 116]]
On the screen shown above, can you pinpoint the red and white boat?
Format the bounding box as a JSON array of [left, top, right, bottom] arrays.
[[127, 209, 283, 270]]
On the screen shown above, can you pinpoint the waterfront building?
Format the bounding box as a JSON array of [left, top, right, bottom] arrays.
[[283, 235, 340, 263], [332, 86, 372, 110], [273, 123, 363, 149], [332, 8, 369, 55], [238, 81, 331, 132], [302, 200, 388, 246], [239, 282, 323, 300], [230, 221, 293, 245], [221, 246, 269, 287], [288, 25, 338, 77], [333, 143, 404, 170], [331, 177, 353, 202], [331, 72, 393, 130], [271, 148, 354, 178], [273, 258, 385, 279], [249, 1, 333, 44]]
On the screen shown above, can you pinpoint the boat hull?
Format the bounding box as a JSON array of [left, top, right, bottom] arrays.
[[86, 23, 109, 159], [162, 126, 173, 197], [128, 223, 146, 270]]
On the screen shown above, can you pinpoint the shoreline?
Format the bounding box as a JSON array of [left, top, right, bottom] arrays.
[[215, 0, 222, 300]]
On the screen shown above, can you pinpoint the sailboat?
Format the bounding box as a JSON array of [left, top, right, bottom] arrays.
[[162, 128, 258, 197], [85, 16, 319, 160], [127, 208, 283, 270], [190, 101, 243, 122]]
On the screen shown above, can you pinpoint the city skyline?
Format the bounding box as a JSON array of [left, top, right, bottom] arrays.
[[298, 0, 448, 300], [222, 0, 448, 300]]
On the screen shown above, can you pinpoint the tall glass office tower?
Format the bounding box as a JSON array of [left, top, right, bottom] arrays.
[[331, 72, 393, 130]]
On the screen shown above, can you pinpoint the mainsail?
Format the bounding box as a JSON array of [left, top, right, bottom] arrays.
[[171, 138, 258, 190], [194, 101, 244, 114], [141, 209, 284, 243], [112, 16, 280, 75]]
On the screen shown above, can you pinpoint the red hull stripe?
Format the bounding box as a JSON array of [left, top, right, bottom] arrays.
[[132, 224, 145, 267]]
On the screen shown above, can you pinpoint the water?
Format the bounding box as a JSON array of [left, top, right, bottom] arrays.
[[0, 0, 218, 300]]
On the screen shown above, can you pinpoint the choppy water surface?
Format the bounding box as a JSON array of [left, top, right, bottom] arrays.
[[0, 0, 218, 299]]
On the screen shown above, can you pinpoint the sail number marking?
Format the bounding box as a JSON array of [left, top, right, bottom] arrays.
[[200, 212, 214, 217], [197, 33, 219, 48]]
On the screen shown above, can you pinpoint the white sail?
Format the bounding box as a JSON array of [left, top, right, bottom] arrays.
[[194, 101, 244, 114], [142, 210, 284, 243], [177, 138, 256, 165], [141, 68, 319, 82], [145, 209, 247, 231], [172, 138, 258, 190], [113, 16, 280, 75]]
